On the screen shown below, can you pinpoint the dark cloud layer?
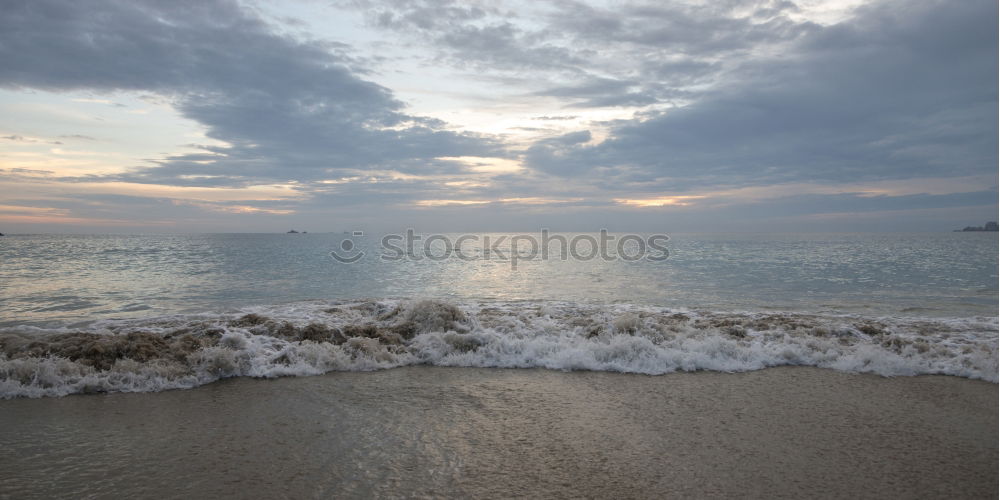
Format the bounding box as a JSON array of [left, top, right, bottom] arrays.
[[0, 0, 501, 187], [525, 0, 998, 191]]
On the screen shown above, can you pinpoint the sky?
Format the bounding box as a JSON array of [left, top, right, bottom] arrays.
[[0, 0, 996, 233]]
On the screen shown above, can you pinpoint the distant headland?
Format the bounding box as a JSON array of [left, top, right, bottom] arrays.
[[954, 221, 998, 232]]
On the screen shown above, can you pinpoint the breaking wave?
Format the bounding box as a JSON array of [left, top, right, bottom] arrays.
[[1, 299, 997, 398]]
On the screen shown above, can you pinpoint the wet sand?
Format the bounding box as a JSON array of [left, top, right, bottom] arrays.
[[0, 366, 996, 499]]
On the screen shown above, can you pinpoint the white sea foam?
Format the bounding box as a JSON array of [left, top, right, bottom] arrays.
[[0, 299, 996, 398]]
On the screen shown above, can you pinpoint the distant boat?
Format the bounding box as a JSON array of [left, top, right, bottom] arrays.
[[287, 230, 299, 234]]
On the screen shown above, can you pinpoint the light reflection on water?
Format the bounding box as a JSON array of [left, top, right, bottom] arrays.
[[0, 232, 996, 325]]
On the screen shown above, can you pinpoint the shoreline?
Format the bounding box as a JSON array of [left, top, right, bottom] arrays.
[[1, 366, 996, 498]]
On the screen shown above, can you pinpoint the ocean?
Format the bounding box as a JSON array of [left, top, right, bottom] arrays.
[[0, 232, 997, 398]]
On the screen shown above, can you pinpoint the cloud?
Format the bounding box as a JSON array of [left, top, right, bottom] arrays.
[[532, 115, 579, 121], [559, 0, 814, 55], [350, 0, 588, 74], [531, 77, 662, 108], [525, 0, 998, 191], [346, 0, 820, 109], [0, 0, 503, 188]]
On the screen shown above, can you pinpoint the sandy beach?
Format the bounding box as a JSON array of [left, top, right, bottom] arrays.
[[0, 366, 995, 499]]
